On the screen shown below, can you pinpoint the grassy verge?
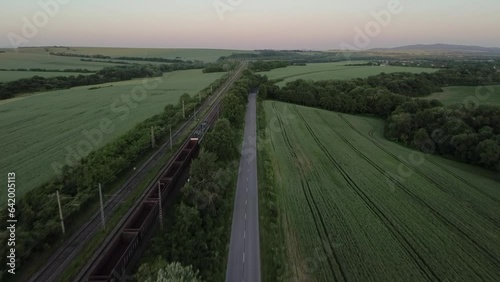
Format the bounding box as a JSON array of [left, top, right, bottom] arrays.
[[257, 97, 286, 282]]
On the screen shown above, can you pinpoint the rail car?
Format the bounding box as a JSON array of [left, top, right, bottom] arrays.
[[88, 105, 222, 281], [88, 137, 199, 281]]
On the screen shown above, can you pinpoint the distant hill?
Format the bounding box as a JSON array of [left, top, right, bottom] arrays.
[[372, 44, 500, 54]]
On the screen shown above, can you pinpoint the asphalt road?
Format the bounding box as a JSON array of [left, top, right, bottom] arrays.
[[226, 92, 261, 282]]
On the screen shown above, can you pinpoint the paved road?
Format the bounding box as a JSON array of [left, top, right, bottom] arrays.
[[226, 92, 261, 282]]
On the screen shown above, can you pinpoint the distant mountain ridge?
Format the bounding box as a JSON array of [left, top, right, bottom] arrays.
[[372, 43, 500, 53]]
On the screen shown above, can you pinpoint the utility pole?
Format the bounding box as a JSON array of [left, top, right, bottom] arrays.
[[56, 191, 65, 235], [151, 126, 155, 148], [99, 184, 105, 230], [182, 100, 185, 119], [170, 125, 173, 150], [158, 182, 163, 230]]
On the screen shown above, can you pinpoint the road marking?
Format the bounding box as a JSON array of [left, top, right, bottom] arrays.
[[247, 177, 249, 182], [245, 213, 247, 220], [243, 252, 245, 263], [244, 230, 246, 238], [245, 199, 247, 206]]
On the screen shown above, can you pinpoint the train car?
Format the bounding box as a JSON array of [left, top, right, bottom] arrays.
[[88, 138, 200, 281]]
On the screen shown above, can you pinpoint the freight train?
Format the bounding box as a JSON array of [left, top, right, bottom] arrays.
[[88, 106, 221, 281]]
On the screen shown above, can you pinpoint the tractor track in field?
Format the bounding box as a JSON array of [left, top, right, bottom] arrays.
[[367, 125, 500, 228], [332, 113, 500, 269], [347, 116, 500, 227], [272, 102, 346, 282], [426, 158, 500, 205], [292, 105, 439, 281], [365, 120, 500, 207]]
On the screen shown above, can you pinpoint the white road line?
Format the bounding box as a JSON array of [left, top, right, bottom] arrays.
[[247, 177, 249, 181], [245, 199, 247, 206], [245, 213, 247, 220], [243, 253, 245, 263], [244, 230, 246, 238]]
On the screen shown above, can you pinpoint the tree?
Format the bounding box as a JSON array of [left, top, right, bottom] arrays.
[[221, 93, 245, 127], [179, 93, 191, 107], [476, 139, 500, 169], [136, 257, 202, 282], [181, 150, 231, 213], [202, 119, 239, 162], [412, 128, 432, 152]]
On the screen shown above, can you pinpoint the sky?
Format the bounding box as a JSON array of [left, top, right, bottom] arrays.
[[1, 0, 499, 50]]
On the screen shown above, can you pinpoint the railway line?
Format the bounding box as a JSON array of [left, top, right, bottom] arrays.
[[29, 62, 247, 282]]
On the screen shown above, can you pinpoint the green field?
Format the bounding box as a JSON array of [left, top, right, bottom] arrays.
[[0, 51, 125, 70], [0, 69, 224, 201], [424, 85, 500, 106], [0, 71, 90, 82], [0, 47, 252, 74], [264, 101, 500, 281], [17, 47, 255, 63], [261, 62, 436, 86]]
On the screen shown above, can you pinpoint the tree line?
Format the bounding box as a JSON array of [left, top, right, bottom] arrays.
[[249, 60, 290, 72], [0, 68, 94, 73], [0, 74, 232, 273], [259, 64, 500, 172], [50, 52, 199, 64], [0, 62, 205, 100], [137, 71, 266, 281], [202, 62, 238, 73]]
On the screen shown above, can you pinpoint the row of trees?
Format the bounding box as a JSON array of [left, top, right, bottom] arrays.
[[137, 71, 265, 281], [50, 52, 197, 64], [0, 74, 232, 273], [0, 62, 205, 100], [386, 104, 500, 171], [221, 50, 500, 66], [260, 65, 500, 171], [0, 68, 94, 73], [249, 60, 289, 72]]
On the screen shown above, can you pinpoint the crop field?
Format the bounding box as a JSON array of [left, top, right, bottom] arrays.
[[0, 70, 90, 82], [264, 101, 500, 281], [0, 69, 224, 201], [260, 62, 436, 86], [424, 85, 500, 106], [0, 51, 125, 70], [17, 47, 256, 63]]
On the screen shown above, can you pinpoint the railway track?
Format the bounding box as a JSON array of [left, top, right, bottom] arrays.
[[29, 62, 247, 282]]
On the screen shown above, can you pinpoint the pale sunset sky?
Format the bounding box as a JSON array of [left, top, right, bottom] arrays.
[[1, 0, 499, 50]]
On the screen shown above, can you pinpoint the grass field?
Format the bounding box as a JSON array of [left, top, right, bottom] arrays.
[[0, 51, 125, 70], [261, 62, 436, 86], [0, 71, 90, 82], [424, 85, 500, 106], [0, 69, 224, 202], [0, 47, 253, 73], [16, 47, 255, 63], [264, 101, 500, 281]]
